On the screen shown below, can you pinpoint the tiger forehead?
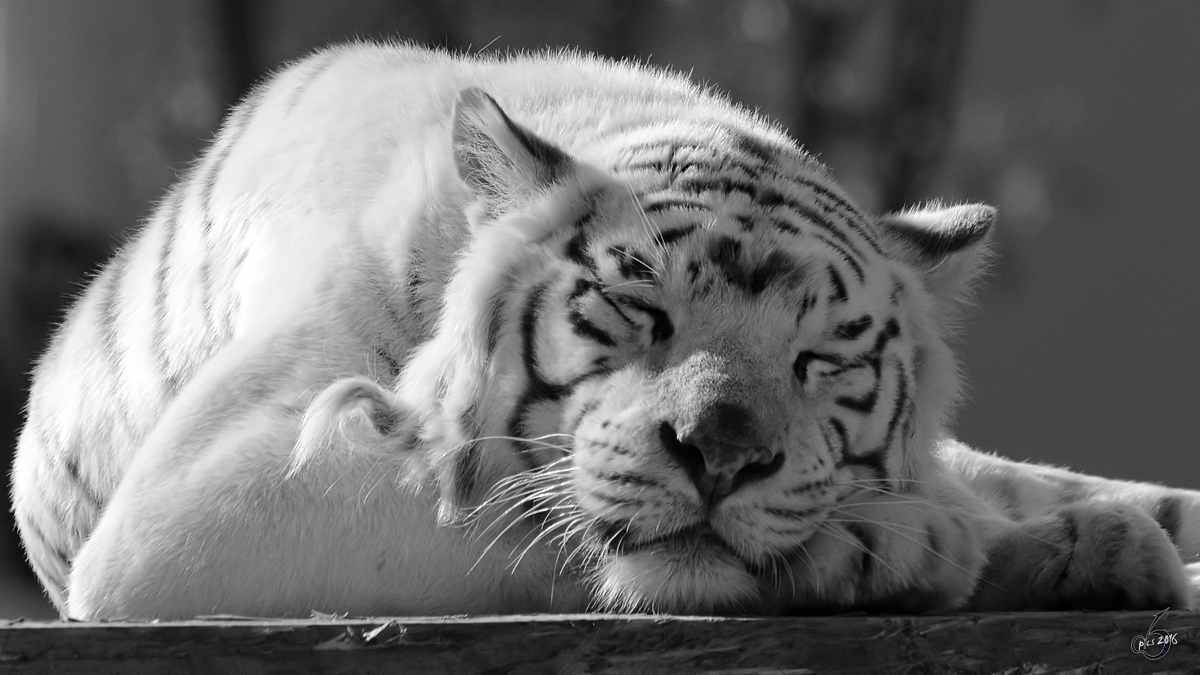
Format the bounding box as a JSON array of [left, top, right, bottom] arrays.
[[593, 225, 816, 297]]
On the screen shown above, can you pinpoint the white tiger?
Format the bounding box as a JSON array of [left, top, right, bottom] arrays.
[[12, 43, 1200, 620]]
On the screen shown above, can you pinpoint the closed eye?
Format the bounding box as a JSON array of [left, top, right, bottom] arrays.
[[607, 293, 674, 343], [794, 351, 846, 391]]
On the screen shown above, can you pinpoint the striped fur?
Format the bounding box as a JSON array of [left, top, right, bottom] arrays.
[[12, 43, 1200, 619]]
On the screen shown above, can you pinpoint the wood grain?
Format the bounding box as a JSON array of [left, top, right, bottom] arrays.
[[0, 611, 1196, 674]]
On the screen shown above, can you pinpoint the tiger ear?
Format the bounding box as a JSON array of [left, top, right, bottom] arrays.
[[452, 87, 574, 210], [876, 203, 996, 307]]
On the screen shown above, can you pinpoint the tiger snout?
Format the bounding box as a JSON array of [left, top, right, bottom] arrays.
[[657, 406, 785, 506]]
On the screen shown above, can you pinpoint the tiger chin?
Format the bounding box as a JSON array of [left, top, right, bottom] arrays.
[[12, 43, 1200, 621]]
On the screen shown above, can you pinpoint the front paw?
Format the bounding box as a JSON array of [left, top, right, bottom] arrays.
[[776, 493, 986, 612], [969, 502, 1190, 610]]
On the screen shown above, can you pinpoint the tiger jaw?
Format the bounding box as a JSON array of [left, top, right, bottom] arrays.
[[589, 518, 837, 614], [593, 526, 763, 614]]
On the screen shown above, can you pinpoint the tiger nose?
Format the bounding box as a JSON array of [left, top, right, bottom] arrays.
[[658, 410, 784, 505]]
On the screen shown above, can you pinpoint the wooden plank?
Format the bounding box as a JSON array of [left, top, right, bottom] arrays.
[[0, 611, 1195, 674]]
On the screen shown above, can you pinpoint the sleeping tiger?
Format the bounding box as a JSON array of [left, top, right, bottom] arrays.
[[12, 43, 1200, 620]]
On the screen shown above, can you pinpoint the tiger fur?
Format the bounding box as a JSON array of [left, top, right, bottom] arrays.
[[12, 43, 1200, 619]]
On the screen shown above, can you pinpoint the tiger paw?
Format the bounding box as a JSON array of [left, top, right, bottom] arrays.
[[776, 493, 987, 613], [968, 502, 1190, 610]]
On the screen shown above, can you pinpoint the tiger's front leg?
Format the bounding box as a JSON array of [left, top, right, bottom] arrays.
[[968, 502, 1192, 611], [775, 487, 989, 613]]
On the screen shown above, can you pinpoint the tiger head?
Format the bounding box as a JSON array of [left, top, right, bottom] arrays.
[[401, 88, 994, 614]]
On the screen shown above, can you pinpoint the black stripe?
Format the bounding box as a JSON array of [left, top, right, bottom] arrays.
[[484, 279, 513, 357], [153, 192, 183, 392], [652, 224, 699, 248], [607, 245, 655, 281], [758, 189, 867, 263], [747, 251, 807, 294], [490, 98, 572, 186], [846, 522, 876, 582], [925, 524, 943, 558], [841, 447, 887, 480], [375, 346, 402, 376], [624, 139, 881, 257], [567, 279, 618, 348], [197, 82, 267, 236], [763, 505, 827, 519], [286, 50, 339, 110], [834, 316, 874, 341], [564, 230, 598, 275], [642, 198, 709, 214], [567, 399, 603, 437], [794, 352, 843, 388], [824, 418, 849, 457], [507, 283, 584, 445], [453, 442, 481, 501], [883, 363, 911, 452], [813, 234, 866, 281], [676, 176, 758, 203], [797, 292, 818, 326], [889, 276, 906, 305], [591, 471, 662, 488], [733, 132, 778, 165], [836, 391, 878, 414], [794, 178, 883, 254], [405, 253, 425, 326], [1153, 496, 1183, 544], [826, 265, 848, 304], [96, 254, 128, 372], [61, 456, 103, 511], [611, 295, 673, 343]]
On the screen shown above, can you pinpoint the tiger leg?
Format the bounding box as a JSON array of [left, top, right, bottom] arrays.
[[943, 440, 1200, 610], [775, 483, 989, 613], [968, 502, 1190, 610]]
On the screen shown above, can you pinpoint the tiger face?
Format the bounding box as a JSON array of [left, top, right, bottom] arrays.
[[415, 89, 993, 613]]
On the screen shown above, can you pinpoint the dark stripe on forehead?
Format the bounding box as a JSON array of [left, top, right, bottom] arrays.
[[826, 265, 848, 304], [763, 192, 867, 264], [653, 224, 698, 248], [813, 234, 865, 281], [704, 237, 806, 295], [642, 198, 709, 214], [673, 173, 869, 267], [792, 177, 883, 255], [733, 132, 778, 165], [619, 135, 882, 258]]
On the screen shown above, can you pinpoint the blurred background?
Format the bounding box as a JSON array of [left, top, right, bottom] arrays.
[[0, 0, 1197, 619]]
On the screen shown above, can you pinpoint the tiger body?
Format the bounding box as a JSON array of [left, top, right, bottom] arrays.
[[13, 43, 1200, 619]]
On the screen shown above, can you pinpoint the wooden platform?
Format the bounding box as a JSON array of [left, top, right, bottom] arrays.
[[0, 611, 1195, 673]]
